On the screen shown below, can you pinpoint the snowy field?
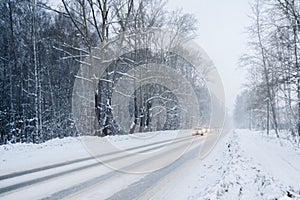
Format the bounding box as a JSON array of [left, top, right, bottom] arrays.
[[0, 129, 300, 199]]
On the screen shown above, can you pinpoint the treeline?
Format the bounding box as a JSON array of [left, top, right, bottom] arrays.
[[0, 0, 83, 144], [0, 0, 209, 144], [234, 0, 300, 142]]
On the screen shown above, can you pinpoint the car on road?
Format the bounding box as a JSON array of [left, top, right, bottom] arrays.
[[192, 127, 210, 136]]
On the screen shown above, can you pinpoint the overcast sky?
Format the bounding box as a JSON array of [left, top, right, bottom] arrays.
[[168, 0, 253, 112]]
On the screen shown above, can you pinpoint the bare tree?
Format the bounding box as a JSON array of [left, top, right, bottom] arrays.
[[239, 0, 300, 142]]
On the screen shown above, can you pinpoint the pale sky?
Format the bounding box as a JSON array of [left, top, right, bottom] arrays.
[[168, 0, 252, 112]]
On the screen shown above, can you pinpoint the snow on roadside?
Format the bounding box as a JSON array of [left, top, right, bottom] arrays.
[[191, 130, 300, 200], [237, 129, 300, 199]]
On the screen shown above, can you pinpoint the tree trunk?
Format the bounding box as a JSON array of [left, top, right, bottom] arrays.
[[255, 4, 279, 137], [32, 0, 40, 143]]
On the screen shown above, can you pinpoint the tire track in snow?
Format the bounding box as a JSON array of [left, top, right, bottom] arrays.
[[106, 138, 201, 200], [0, 135, 191, 180], [0, 135, 193, 196], [41, 136, 198, 200]]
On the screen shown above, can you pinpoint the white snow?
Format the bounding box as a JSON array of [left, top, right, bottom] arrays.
[[1, 129, 300, 199], [0, 130, 183, 175], [140, 129, 300, 200], [0, 137, 89, 175]]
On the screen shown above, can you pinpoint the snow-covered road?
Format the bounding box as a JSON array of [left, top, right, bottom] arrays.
[[0, 130, 215, 200], [1, 129, 300, 200]]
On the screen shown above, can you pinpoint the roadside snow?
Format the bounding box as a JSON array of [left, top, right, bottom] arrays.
[[193, 130, 299, 200]]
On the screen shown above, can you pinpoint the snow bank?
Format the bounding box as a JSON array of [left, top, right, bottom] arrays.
[[191, 130, 300, 200]]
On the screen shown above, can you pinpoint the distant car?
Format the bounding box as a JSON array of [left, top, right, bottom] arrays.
[[192, 127, 210, 136]]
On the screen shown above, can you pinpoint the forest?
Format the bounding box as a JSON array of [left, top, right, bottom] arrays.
[[234, 0, 300, 142], [0, 0, 215, 144]]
